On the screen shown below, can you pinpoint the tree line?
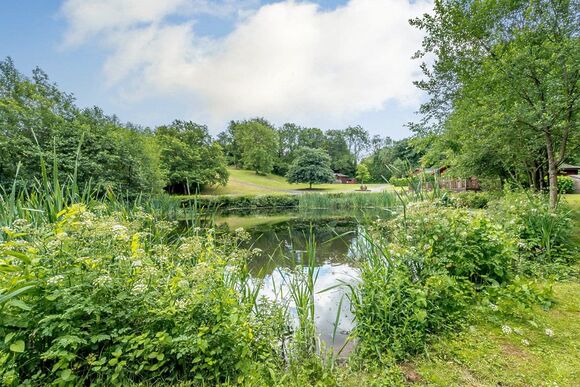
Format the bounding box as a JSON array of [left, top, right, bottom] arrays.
[[1, 57, 424, 195]]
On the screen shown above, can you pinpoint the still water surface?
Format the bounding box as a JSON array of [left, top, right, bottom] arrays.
[[214, 209, 389, 354]]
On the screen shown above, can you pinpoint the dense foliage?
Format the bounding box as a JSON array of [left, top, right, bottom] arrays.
[[352, 192, 576, 364], [286, 147, 335, 189], [0, 205, 287, 385], [0, 58, 165, 195], [411, 0, 579, 207], [156, 121, 228, 193]]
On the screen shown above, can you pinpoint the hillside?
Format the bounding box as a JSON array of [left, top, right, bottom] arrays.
[[201, 168, 392, 196]]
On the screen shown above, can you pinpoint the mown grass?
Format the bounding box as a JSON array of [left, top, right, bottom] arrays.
[[201, 168, 391, 195], [404, 194, 580, 386], [409, 281, 579, 386]]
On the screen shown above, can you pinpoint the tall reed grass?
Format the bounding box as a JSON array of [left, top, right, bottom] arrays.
[[299, 191, 399, 210]]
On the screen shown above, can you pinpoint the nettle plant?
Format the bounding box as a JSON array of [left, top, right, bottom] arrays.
[[488, 192, 575, 272], [0, 205, 286, 385]]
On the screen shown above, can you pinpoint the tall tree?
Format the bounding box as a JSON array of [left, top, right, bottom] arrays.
[[344, 125, 370, 168], [324, 129, 355, 175], [232, 118, 279, 175], [286, 147, 335, 189], [411, 0, 579, 207], [0, 58, 165, 194], [156, 121, 228, 193]]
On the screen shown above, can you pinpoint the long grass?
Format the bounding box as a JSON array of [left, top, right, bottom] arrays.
[[299, 191, 398, 210]]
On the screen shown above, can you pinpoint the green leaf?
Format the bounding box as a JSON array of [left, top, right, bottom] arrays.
[[0, 285, 35, 305], [2, 250, 31, 264], [10, 340, 25, 353], [4, 333, 15, 344]]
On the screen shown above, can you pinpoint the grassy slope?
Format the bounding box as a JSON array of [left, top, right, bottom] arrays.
[[201, 168, 391, 196], [405, 194, 580, 386]]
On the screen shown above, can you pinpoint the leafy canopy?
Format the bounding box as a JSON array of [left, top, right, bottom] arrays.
[[286, 147, 335, 189]]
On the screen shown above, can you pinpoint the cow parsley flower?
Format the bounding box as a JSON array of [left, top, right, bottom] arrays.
[[132, 283, 147, 295], [47, 275, 65, 285], [501, 325, 512, 335], [545, 328, 554, 337], [175, 298, 189, 309], [93, 275, 112, 287], [521, 339, 530, 346]]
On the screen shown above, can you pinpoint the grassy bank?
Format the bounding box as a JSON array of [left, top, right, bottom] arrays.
[[182, 191, 399, 212], [201, 168, 391, 195]]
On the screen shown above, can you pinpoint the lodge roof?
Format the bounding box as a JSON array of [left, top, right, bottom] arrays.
[[560, 164, 580, 170]]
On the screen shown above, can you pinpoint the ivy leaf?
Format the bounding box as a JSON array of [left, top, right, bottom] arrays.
[[10, 340, 25, 353]]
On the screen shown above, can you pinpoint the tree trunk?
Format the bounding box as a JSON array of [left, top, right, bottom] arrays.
[[309, 182, 312, 190], [545, 132, 558, 209]]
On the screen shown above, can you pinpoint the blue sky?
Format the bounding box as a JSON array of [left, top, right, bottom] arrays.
[[0, 0, 431, 138]]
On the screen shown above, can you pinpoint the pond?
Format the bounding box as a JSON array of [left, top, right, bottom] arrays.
[[213, 208, 390, 356]]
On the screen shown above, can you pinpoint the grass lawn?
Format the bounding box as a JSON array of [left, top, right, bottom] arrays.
[[201, 168, 392, 196], [403, 193, 580, 386], [406, 280, 579, 386]]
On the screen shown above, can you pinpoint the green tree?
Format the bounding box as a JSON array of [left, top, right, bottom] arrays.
[[323, 129, 355, 175], [411, 0, 579, 207], [286, 147, 335, 189], [355, 163, 371, 185], [344, 125, 370, 168], [156, 120, 228, 193], [232, 119, 279, 175], [0, 58, 165, 194]]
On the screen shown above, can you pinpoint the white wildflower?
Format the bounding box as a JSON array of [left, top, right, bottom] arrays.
[[501, 325, 513, 335], [55, 232, 69, 241], [545, 328, 554, 337], [93, 275, 112, 287], [175, 298, 189, 309], [131, 260, 142, 268], [489, 303, 498, 311], [12, 218, 29, 229], [406, 235, 413, 241], [112, 224, 128, 234], [131, 283, 147, 295], [115, 255, 129, 262], [521, 339, 530, 346], [47, 275, 64, 285]]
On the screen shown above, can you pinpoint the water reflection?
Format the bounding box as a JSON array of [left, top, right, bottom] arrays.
[[213, 210, 383, 354], [259, 264, 359, 354]]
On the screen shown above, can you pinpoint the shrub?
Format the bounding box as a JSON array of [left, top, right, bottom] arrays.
[[488, 191, 576, 273], [352, 204, 515, 361], [182, 194, 300, 211], [0, 205, 286, 385], [390, 177, 414, 187], [556, 176, 575, 194], [448, 191, 499, 209]]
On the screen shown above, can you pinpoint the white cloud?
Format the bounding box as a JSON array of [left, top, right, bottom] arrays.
[[61, 0, 431, 127]]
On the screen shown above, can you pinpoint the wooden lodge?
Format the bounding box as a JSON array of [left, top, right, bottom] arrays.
[[334, 173, 357, 184], [559, 164, 580, 176], [415, 166, 481, 192]]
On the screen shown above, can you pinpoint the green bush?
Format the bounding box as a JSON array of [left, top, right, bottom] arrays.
[[448, 191, 499, 209], [182, 194, 300, 211], [353, 204, 515, 361], [488, 191, 576, 273], [389, 177, 414, 187], [0, 205, 286, 385], [556, 176, 575, 194]]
